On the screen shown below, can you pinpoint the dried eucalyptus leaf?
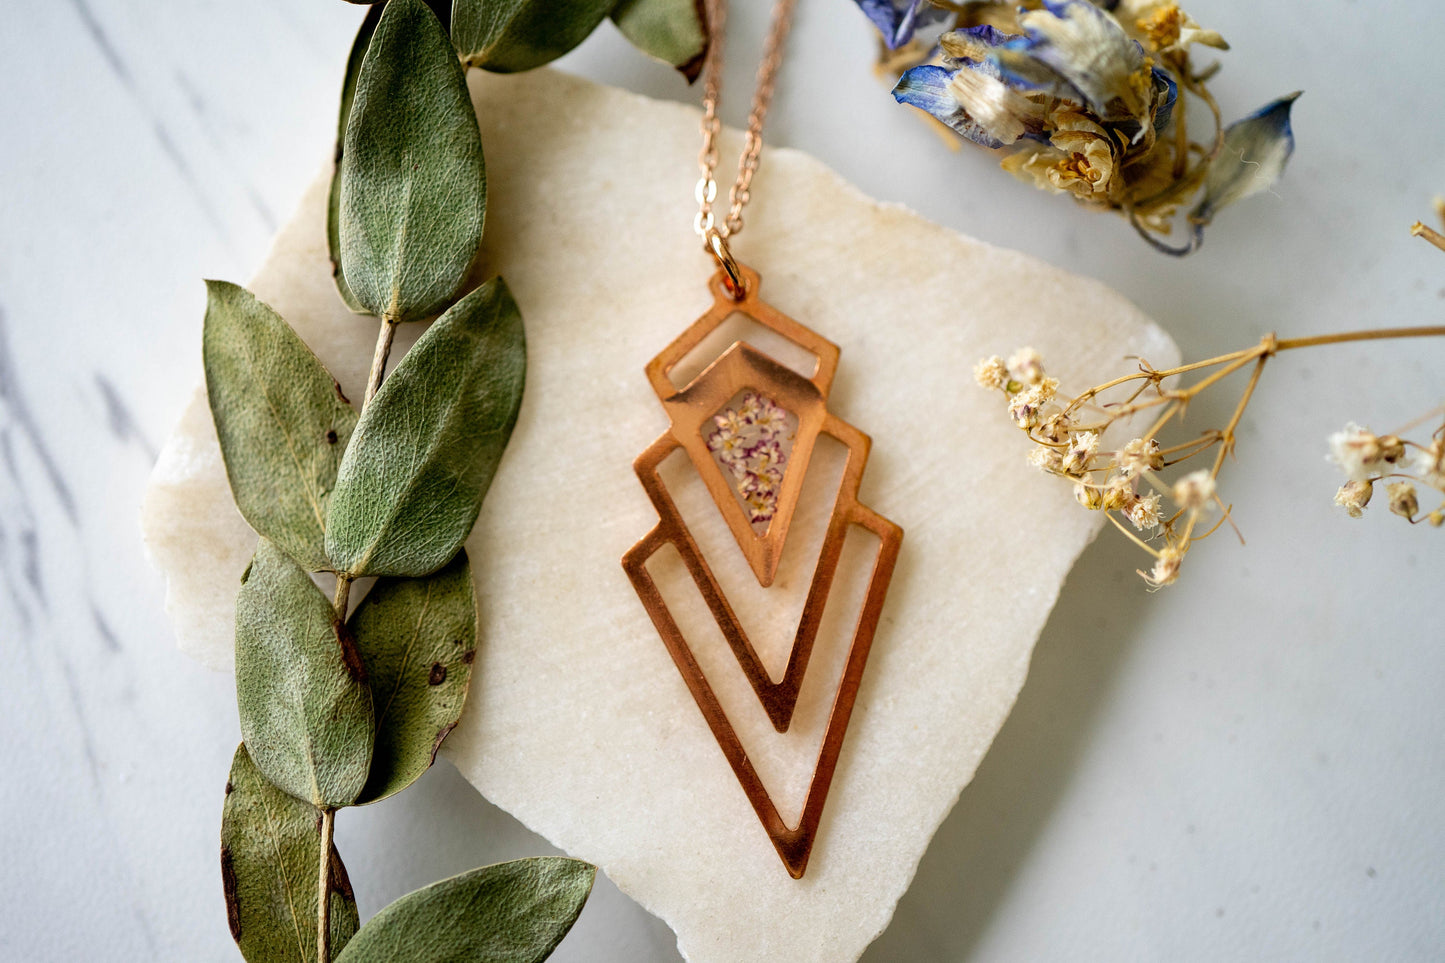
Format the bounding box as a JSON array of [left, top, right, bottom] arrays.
[[352, 550, 477, 804], [236, 539, 375, 808], [334, 858, 595, 963], [329, 0, 455, 313], [203, 281, 357, 571], [221, 743, 359, 963], [325, 277, 525, 578], [340, 0, 486, 323], [452, 0, 614, 73], [610, 0, 709, 83], [328, 5, 384, 314]]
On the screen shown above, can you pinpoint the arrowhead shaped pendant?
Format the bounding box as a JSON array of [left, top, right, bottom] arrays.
[[622, 263, 903, 878]]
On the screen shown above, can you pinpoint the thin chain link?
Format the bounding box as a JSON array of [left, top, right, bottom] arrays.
[[694, 0, 798, 244]]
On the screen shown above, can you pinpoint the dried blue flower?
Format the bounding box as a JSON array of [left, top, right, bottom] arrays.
[[1193, 93, 1301, 223], [937, 24, 1016, 66], [1150, 67, 1177, 134], [995, 0, 1154, 126], [857, 0, 1300, 255], [854, 0, 949, 50], [894, 60, 1045, 148]]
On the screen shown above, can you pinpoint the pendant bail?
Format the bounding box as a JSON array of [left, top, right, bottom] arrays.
[[706, 229, 747, 301]]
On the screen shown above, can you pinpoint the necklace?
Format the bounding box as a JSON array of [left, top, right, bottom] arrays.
[[621, 0, 903, 879]]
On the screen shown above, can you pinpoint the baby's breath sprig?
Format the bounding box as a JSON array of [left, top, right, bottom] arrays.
[[978, 316, 1445, 587], [1327, 411, 1445, 527]]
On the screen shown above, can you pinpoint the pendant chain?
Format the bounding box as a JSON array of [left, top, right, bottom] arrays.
[[693, 0, 798, 246]]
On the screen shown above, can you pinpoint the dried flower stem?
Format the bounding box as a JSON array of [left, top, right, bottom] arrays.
[[1174, 354, 1266, 546], [1412, 222, 1445, 253], [333, 575, 353, 619], [1066, 327, 1445, 436], [1106, 510, 1162, 557]]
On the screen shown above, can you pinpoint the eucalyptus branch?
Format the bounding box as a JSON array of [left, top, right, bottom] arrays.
[[364, 319, 399, 407], [203, 0, 726, 957]]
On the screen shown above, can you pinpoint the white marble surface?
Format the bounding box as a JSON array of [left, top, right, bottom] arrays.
[[1, 2, 1442, 961]]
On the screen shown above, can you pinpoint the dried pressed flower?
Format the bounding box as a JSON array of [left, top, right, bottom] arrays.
[[706, 390, 797, 526]]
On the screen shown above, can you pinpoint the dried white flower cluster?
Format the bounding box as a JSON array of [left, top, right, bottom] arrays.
[[977, 299, 1444, 589], [976, 347, 1227, 588], [1328, 421, 1445, 527]]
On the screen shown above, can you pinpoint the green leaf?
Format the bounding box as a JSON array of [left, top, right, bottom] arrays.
[[335, 858, 596, 963], [352, 550, 477, 804], [340, 0, 486, 323], [203, 281, 358, 571], [325, 277, 526, 578], [328, 5, 383, 314], [236, 539, 375, 808], [452, 0, 614, 73], [329, 1, 456, 313], [221, 744, 359, 963], [611, 0, 709, 83]]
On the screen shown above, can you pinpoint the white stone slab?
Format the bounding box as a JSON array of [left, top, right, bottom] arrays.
[[141, 68, 1176, 962]]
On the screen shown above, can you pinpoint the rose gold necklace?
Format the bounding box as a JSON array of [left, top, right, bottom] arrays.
[[622, 0, 903, 879]]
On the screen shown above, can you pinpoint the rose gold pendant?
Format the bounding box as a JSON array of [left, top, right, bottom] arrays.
[[622, 262, 902, 878]]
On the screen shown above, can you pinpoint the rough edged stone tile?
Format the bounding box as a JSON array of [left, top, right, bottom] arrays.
[[142, 69, 1177, 962]]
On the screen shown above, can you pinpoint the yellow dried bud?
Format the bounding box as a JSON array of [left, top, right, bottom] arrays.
[[1102, 476, 1131, 511], [1074, 480, 1105, 510]]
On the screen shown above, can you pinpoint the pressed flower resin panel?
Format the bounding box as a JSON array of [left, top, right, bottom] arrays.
[[143, 69, 1178, 963], [706, 389, 798, 532]]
